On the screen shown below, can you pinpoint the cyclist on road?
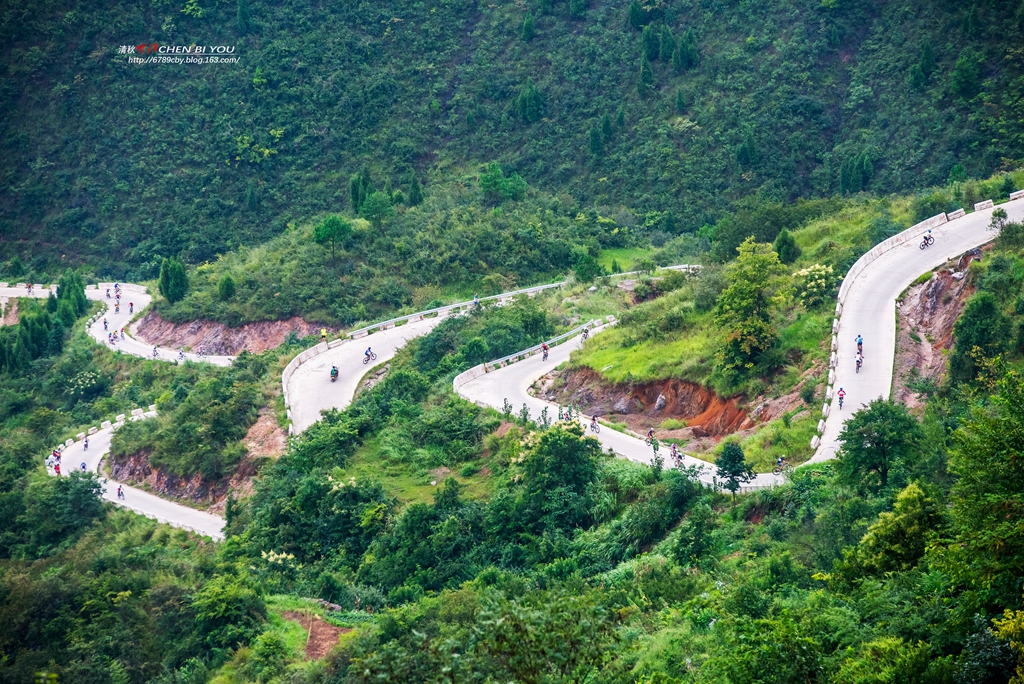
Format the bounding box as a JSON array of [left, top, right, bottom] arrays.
[[365, 347, 373, 359], [856, 334, 863, 352], [129, 302, 134, 314], [106, 288, 111, 298], [541, 342, 549, 360], [330, 365, 339, 381], [103, 318, 108, 331], [855, 351, 863, 372], [321, 328, 328, 342], [80, 462, 87, 472], [120, 328, 126, 340], [117, 485, 124, 500], [474, 293, 480, 308], [178, 347, 185, 361], [776, 455, 786, 469], [153, 346, 159, 358], [670, 442, 679, 461], [83, 437, 88, 450], [837, 387, 846, 409], [647, 427, 655, 442]]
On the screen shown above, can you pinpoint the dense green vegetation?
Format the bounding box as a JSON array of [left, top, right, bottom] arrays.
[[7, 304, 1024, 682], [4, 0, 1024, 284]]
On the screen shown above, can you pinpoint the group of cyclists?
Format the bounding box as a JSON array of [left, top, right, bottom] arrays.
[[326, 347, 377, 381]]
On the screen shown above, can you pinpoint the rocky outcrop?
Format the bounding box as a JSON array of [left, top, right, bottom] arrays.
[[133, 310, 326, 355], [893, 268, 972, 409]]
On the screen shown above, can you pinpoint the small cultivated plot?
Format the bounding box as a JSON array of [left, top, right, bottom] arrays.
[[597, 246, 657, 273], [208, 596, 357, 683], [336, 435, 497, 505]]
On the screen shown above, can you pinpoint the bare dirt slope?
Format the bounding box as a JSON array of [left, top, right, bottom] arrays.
[[133, 310, 325, 354], [893, 268, 973, 410]]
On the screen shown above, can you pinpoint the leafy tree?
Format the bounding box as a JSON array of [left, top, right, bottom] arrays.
[[479, 162, 528, 203], [521, 12, 536, 41], [361, 191, 395, 229], [707, 615, 824, 683], [601, 112, 613, 141], [950, 291, 1011, 383], [589, 127, 603, 156], [836, 399, 922, 492], [671, 500, 718, 566], [717, 442, 754, 497], [715, 237, 788, 375], [833, 638, 931, 683], [514, 424, 601, 533], [569, 0, 586, 19], [407, 174, 423, 206], [627, 0, 646, 29], [217, 273, 236, 301], [950, 47, 983, 100], [572, 247, 604, 283], [853, 482, 942, 574], [674, 88, 686, 114], [948, 371, 1024, 595], [773, 228, 801, 264], [637, 54, 655, 98], [191, 575, 266, 650], [19, 472, 103, 550], [473, 589, 621, 682], [313, 214, 352, 261], [659, 25, 676, 62]]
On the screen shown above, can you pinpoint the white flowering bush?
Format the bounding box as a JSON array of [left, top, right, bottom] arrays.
[[793, 264, 833, 309]]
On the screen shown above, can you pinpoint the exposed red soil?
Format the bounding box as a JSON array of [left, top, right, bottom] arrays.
[[132, 310, 326, 355], [281, 611, 351, 660], [544, 367, 751, 438], [893, 265, 973, 410], [108, 448, 262, 509], [242, 407, 287, 460]]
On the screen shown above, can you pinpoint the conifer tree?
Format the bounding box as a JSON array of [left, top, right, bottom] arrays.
[[589, 128, 604, 156], [521, 12, 536, 41], [659, 26, 676, 62], [616, 106, 625, 128], [407, 174, 423, 207], [237, 0, 250, 34], [628, 0, 646, 29], [601, 113, 613, 141], [638, 54, 655, 98], [642, 25, 659, 60], [674, 88, 686, 114]]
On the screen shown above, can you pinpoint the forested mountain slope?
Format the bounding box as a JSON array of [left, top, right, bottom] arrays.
[[2, 0, 1023, 277]]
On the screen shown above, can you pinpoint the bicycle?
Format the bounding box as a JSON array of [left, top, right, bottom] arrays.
[[772, 463, 795, 476], [363, 351, 378, 365], [919, 235, 935, 249], [542, 350, 549, 361], [117, 488, 125, 501], [581, 328, 590, 340], [644, 434, 655, 446], [590, 421, 601, 434]]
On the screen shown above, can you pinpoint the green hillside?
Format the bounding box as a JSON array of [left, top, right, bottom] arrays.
[[3, 0, 1024, 278]]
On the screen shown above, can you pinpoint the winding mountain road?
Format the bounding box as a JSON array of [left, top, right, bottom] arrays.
[[812, 199, 1024, 461], [11, 200, 1022, 532], [49, 413, 226, 539], [455, 327, 781, 490], [286, 317, 444, 433]]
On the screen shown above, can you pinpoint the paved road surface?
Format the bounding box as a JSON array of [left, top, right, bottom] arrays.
[[50, 414, 225, 540], [0, 285, 232, 366], [287, 316, 445, 432], [456, 327, 781, 490], [811, 200, 1024, 462]]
